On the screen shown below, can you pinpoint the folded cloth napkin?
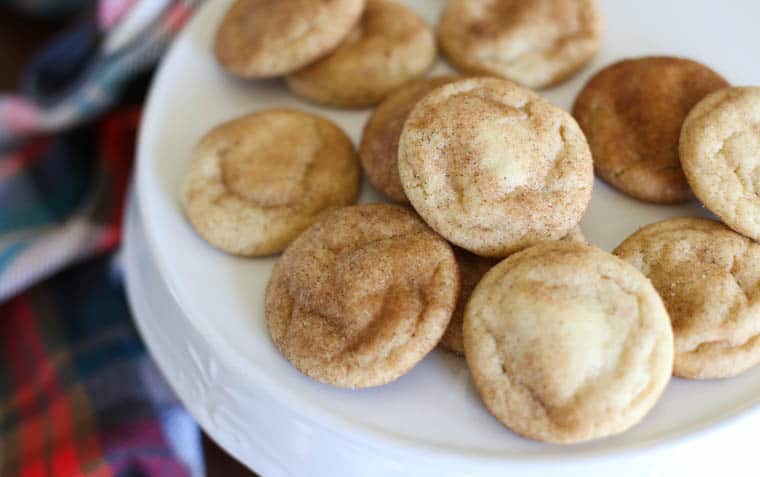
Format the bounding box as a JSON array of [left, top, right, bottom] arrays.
[[1, 1, 205, 476], [0, 0, 196, 151]]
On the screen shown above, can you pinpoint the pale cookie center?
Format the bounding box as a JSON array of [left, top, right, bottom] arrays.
[[490, 264, 642, 414], [444, 98, 560, 208], [476, 25, 551, 66], [474, 119, 533, 188], [220, 130, 320, 207], [248, 2, 321, 48], [473, 1, 584, 66], [506, 294, 611, 406], [722, 126, 760, 197]]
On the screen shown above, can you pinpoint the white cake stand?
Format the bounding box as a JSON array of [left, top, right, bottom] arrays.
[[125, 0, 760, 475], [124, 194, 760, 476]]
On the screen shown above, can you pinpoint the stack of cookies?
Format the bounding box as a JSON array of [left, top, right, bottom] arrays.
[[180, 0, 760, 445], [214, 0, 437, 107]]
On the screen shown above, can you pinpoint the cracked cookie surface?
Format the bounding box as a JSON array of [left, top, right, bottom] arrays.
[[398, 77, 593, 257], [285, 0, 436, 107], [181, 109, 359, 256], [463, 242, 673, 443], [360, 76, 460, 203], [266, 204, 459, 388], [440, 226, 585, 355], [214, 0, 365, 78], [615, 218, 760, 379], [680, 87, 760, 240], [573, 56, 729, 204], [437, 0, 603, 89]]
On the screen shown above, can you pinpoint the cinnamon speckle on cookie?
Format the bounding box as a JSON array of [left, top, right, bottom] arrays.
[[266, 204, 459, 388], [615, 218, 760, 379], [573, 56, 729, 204], [398, 77, 593, 257]]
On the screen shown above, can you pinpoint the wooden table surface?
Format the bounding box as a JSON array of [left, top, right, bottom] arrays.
[[0, 7, 257, 477]]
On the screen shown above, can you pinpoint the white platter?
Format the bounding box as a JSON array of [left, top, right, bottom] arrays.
[[130, 0, 760, 474]]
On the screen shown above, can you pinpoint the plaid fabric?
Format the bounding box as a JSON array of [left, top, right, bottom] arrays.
[[0, 1, 205, 476], [0, 0, 201, 299], [0, 256, 197, 477], [0, 0, 197, 149], [0, 109, 135, 303]]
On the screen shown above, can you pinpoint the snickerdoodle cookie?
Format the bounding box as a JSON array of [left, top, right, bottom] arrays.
[[437, 0, 603, 89], [214, 0, 365, 78], [440, 226, 585, 354], [360, 76, 460, 202], [680, 87, 760, 240], [615, 218, 760, 379], [398, 77, 593, 257], [573, 57, 729, 204], [266, 204, 459, 388], [285, 0, 437, 108], [463, 242, 673, 443], [181, 109, 359, 256]]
